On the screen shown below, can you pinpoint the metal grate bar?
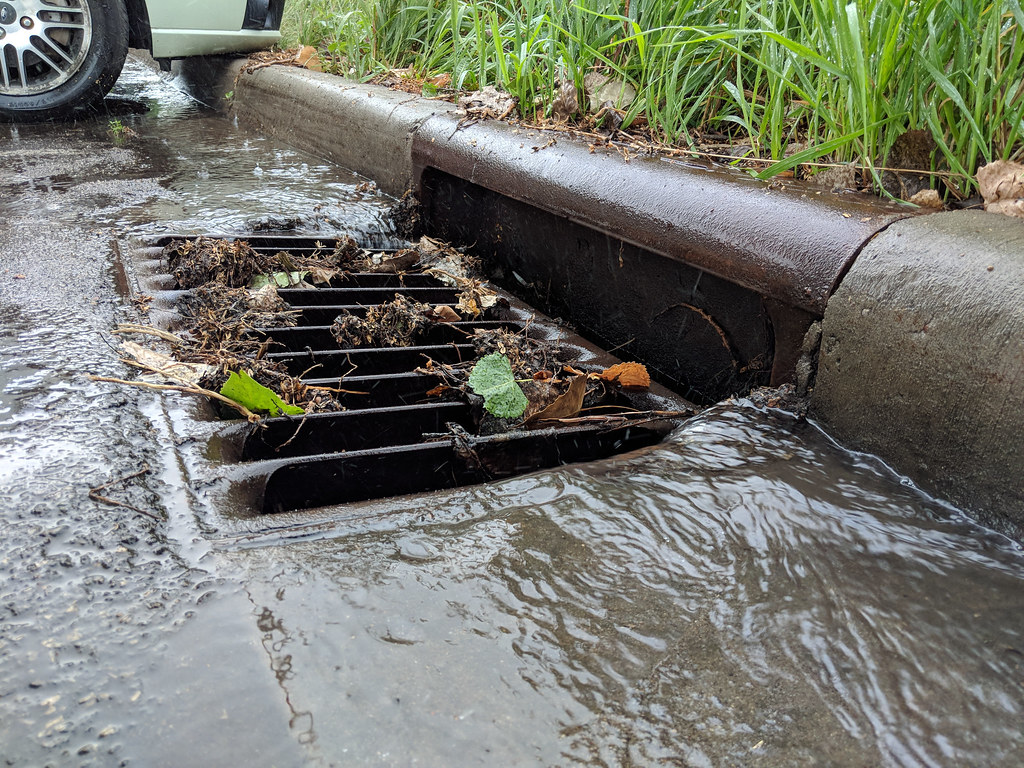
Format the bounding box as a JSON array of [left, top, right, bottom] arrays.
[[257, 321, 524, 352], [242, 402, 472, 461], [277, 286, 460, 306], [257, 422, 673, 513], [265, 344, 476, 377], [145, 234, 697, 514]]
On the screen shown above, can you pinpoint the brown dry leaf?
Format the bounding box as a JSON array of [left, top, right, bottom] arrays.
[[426, 384, 450, 397], [598, 362, 651, 390], [909, 189, 943, 209], [457, 86, 517, 119], [977, 160, 1024, 218], [524, 374, 587, 426], [120, 341, 217, 386], [456, 283, 497, 318], [425, 305, 460, 323], [458, 295, 480, 317], [295, 45, 323, 72], [307, 266, 340, 285], [365, 249, 420, 274]]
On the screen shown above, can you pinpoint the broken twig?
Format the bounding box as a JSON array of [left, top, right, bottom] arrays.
[[88, 463, 161, 521], [89, 375, 260, 422]]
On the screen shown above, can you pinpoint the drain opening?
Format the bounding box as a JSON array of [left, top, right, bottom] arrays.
[[137, 234, 698, 514]]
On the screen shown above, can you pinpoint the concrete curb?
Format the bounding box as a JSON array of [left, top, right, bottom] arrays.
[[410, 112, 908, 316], [812, 210, 1024, 535], [232, 67, 459, 196], [181, 61, 1024, 533]]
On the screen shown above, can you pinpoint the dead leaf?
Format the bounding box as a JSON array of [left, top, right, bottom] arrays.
[[425, 305, 460, 323], [120, 341, 217, 385], [458, 296, 480, 317], [524, 374, 587, 425], [249, 283, 284, 312], [429, 73, 451, 89], [533, 370, 553, 380], [598, 362, 651, 390], [977, 160, 1024, 218], [909, 189, 943, 209], [295, 45, 323, 72], [426, 384, 450, 397], [551, 80, 579, 121], [457, 86, 517, 119], [456, 282, 497, 317], [367, 248, 420, 274], [586, 76, 636, 114], [307, 266, 340, 285]]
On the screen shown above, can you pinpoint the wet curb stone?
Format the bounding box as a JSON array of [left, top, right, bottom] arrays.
[[221, 62, 458, 196], [184, 59, 1024, 534], [813, 211, 1024, 536]]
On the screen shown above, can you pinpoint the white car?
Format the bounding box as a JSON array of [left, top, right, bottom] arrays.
[[0, 0, 283, 120]]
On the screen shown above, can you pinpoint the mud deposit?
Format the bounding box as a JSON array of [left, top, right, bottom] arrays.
[[1, 58, 1022, 766]]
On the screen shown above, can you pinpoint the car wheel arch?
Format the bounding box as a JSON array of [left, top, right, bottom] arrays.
[[125, 0, 152, 52]]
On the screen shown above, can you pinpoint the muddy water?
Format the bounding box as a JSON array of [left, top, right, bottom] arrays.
[[1, 59, 1022, 766]]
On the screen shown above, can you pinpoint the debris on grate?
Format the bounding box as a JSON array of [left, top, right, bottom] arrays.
[[117, 234, 699, 514]]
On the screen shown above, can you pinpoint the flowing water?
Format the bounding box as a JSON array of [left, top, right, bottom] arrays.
[[0, 58, 1021, 767]]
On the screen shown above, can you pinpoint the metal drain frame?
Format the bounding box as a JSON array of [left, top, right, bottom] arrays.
[[133, 234, 698, 515]]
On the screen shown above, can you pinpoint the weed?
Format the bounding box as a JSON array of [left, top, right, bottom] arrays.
[[282, 0, 1024, 198], [107, 118, 133, 144]]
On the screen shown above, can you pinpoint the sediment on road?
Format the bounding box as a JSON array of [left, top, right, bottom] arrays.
[[180, 57, 1024, 537]]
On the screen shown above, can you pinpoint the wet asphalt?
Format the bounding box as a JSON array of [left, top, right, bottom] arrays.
[[0, 57, 388, 766], [2, 57, 1024, 768]]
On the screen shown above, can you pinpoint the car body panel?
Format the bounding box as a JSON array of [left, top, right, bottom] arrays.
[[143, 0, 282, 59], [150, 30, 281, 59], [145, 0, 247, 31]]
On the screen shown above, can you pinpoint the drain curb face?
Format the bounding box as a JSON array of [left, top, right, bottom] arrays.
[[134, 234, 698, 515]]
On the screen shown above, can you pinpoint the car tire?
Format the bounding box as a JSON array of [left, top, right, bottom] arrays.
[[0, 0, 129, 122]]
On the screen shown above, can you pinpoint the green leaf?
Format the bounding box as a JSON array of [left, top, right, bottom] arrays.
[[468, 353, 528, 420], [220, 370, 304, 417], [249, 271, 308, 290], [756, 124, 875, 180]]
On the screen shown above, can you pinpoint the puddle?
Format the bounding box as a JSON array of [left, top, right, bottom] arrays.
[[0, 57, 1021, 766]]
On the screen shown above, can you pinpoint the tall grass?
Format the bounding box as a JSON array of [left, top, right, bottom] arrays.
[[281, 0, 1024, 196]]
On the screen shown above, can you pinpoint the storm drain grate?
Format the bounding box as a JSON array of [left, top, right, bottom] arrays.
[[142, 235, 697, 514]]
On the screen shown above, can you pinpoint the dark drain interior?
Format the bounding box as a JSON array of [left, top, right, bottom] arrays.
[[139, 235, 697, 514]]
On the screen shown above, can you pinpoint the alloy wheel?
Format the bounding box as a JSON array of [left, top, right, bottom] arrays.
[[0, 0, 92, 95]]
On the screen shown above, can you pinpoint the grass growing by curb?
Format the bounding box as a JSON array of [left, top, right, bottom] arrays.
[[282, 0, 1024, 198]]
